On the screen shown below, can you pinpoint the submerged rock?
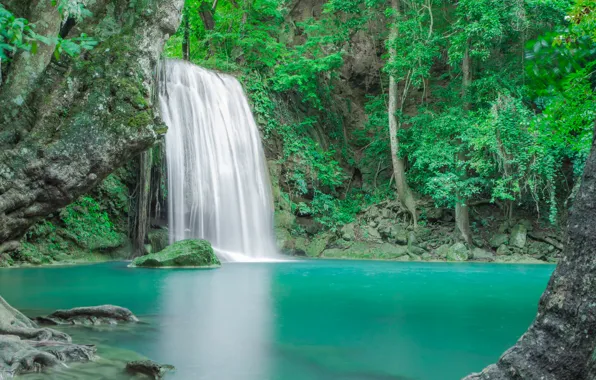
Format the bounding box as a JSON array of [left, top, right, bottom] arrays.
[[126, 360, 175, 379], [34, 305, 138, 326], [130, 239, 221, 268]]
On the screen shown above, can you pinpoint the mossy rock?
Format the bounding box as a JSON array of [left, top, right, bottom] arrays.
[[148, 229, 169, 253], [130, 239, 221, 268], [446, 243, 469, 262]]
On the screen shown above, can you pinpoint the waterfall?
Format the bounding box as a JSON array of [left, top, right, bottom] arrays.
[[158, 60, 278, 262]]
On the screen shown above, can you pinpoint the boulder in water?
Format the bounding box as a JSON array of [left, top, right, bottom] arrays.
[[34, 305, 138, 326], [126, 360, 175, 379], [0, 296, 96, 377], [130, 239, 221, 268]]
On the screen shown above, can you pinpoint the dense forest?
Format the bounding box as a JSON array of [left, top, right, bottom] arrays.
[[2, 0, 594, 265]]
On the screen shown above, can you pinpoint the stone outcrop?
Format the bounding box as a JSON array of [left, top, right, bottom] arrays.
[[0, 296, 96, 377], [126, 360, 175, 379], [34, 305, 138, 326], [130, 239, 221, 268], [0, 0, 184, 247]]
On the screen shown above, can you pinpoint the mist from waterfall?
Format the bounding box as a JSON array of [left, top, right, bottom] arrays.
[[158, 60, 278, 262]]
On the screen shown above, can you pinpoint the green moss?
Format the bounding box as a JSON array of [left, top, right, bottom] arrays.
[[127, 111, 152, 129], [130, 239, 221, 268]]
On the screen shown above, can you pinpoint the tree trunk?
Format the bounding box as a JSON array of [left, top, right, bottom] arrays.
[[182, 10, 190, 61], [388, 0, 417, 227], [455, 43, 473, 245], [465, 124, 596, 379], [132, 149, 153, 258], [0, 0, 184, 245]]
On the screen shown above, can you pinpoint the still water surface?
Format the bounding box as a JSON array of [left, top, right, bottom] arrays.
[[0, 261, 554, 380]]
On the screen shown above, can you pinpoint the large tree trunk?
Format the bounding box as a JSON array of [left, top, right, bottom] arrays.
[[132, 149, 153, 258], [388, 0, 417, 227], [455, 43, 473, 245], [465, 125, 596, 379], [0, 0, 184, 249]]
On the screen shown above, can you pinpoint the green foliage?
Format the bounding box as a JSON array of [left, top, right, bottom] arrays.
[[162, 0, 592, 236], [0, 2, 96, 65], [0, 4, 41, 62], [59, 196, 124, 250]]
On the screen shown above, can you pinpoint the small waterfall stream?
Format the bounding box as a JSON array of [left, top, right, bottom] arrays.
[[158, 60, 278, 262]]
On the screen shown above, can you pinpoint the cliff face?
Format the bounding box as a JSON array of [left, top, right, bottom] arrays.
[[0, 0, 184, 252]]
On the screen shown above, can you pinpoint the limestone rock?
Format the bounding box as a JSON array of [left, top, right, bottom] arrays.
[[341, 223, 356, 241], [34, 305, 138, 326], [497, 244, 512, 256], [363, 226, 383, 243], [489, 234, 509, 249], [435, 244, 451, 259], [130, 239, 220, 268], [510, 224, 528, 248], [390, 225, 409, 245], [446, 243, 469, 262], [471, 248, 495, 261], [126, 360, 175, 379], [305, 233, 333, 258]]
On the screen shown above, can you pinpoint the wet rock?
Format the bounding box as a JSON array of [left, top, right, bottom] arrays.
[[374, 243, 408, 259], [495, 254, 544, 264], [407, 231, 418, 246], [471, 248, 495, 261], [34, 305, 138, 326], [130, 239, 220, 268], [496, 244, 512, 256], [489, 234, 509, 249], [421, 252, 433, 261], [0, 296, 97, 377], [126, 360, 175, 379], [510, 224, 528, 248], [446, 243, 469, 262]]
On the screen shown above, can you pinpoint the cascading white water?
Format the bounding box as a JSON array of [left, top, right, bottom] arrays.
[[158, 60, 278, 262]]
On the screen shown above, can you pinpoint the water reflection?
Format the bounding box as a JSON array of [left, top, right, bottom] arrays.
[[156, 265, 274, 379]]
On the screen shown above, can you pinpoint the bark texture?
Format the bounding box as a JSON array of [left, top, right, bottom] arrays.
[[388, 0, 417, 226], [133, 149, 153, 258], [0, 0, 184, 245], [464, 126, 596, 379], [456, 44, 473, 245]]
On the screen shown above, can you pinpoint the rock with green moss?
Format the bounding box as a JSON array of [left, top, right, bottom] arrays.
[[446, 243, 469, 262], [305, 233, 333, 258], [130, 239, 220, 268], [148, 229, 169, 253]]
